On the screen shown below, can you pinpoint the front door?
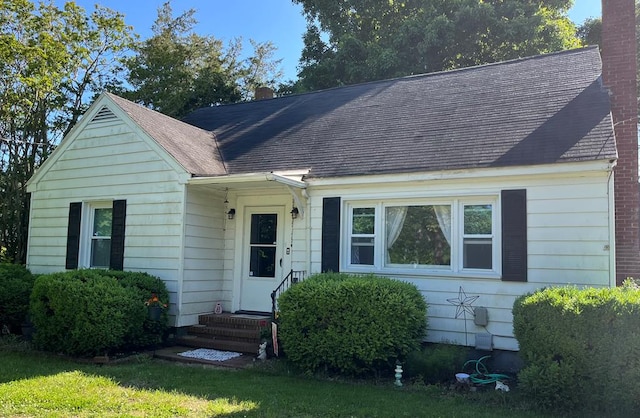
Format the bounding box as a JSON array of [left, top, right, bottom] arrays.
[[240, 207, 284, 312]]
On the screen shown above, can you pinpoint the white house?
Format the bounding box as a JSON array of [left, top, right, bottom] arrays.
[[25, 0, 638, 352]]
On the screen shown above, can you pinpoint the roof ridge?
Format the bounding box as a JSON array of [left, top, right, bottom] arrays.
[[187, 47, 600, 112]]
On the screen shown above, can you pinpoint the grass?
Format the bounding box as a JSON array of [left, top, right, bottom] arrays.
[[0, 340, 556, 417]]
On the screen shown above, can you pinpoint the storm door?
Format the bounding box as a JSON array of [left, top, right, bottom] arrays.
[[240, 207, 284, 312]]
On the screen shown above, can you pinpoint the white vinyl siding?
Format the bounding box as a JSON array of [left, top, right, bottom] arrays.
[[308, 166, 613, 351], [27, 114, 186, 325], [181, 186, 228, 326]]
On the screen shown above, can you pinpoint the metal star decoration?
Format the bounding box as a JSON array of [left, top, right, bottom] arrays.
[[447, 286, 479, 319]]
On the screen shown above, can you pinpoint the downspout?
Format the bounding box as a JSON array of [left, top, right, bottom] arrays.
[[176, 183, 188, 326], [607, 161, 617, 288]]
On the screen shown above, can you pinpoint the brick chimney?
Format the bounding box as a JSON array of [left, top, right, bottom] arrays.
[[255, 86, 275, 100], [602, 0, 639, 284]]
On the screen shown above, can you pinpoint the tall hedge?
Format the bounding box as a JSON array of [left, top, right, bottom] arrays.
[[278, 272, 427, 375], [513, 283, 640, 413], [0, 263, 35, 333], [29, 269, 169, 356]]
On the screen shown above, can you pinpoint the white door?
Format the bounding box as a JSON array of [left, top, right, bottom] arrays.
[[240, 206, 285, 312]]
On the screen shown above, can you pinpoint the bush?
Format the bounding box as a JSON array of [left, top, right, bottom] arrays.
[[0, 264, 35, 333], [277, 272, 427, 376], [30, 269, 169, 356], [95, 270, 170, 348], [404, 343, 468, 384], [513, 282, 640, 414]]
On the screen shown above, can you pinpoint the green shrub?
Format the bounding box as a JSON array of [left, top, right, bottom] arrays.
[[513, 283, 640, 413], [404, 343, 468, 384], [0, 264, 35, 333], [95, 270, 170, 348], [277, 273, 427, 376], [29, 270, 169, 356]]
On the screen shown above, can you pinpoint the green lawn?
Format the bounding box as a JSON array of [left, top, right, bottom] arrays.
[[0, 342, 555, 417]]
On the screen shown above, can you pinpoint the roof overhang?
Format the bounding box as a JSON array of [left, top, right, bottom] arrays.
[[187, 170, 308, 189]]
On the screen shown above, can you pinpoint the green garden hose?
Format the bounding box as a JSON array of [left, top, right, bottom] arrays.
[[462, 355, 510, 385]]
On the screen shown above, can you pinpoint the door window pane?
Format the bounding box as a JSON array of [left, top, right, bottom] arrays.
[[251, 214, 277, 244], [249, 213, 277, 277], [250, 247, 276, 277]]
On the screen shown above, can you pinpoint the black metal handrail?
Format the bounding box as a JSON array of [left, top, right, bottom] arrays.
[[271, 269, 306, 319]]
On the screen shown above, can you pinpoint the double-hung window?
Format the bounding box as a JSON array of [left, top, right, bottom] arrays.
[[350, 207, 376, 265], [345, 198, 497, 275], [66, 200, 126, 271], [88, 205, 113, 268]]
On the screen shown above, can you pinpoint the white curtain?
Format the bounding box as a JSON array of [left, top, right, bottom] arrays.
[[385, 206, 408, 263], [434, 205, 452, 245]]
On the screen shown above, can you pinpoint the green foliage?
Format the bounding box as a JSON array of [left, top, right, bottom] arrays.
[[101, 270, 170, 348], [0, 0, 135, 264], [404, 344, 468, 384], [277, 273, 427, 376], [121, 2, 283, 117], [29, 270, 168, 356], [513, 283, 640, 413], [293, 0, 580, 91], [0, 263, 35, 333]]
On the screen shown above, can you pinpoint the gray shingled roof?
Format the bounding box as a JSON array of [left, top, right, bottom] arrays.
[[115, 46, 616, 179], [106, 93, 226, 176]]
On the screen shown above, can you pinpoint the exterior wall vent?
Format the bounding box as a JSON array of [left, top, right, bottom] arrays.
[[475, 333, 493, 351], [90, 106, 118, 124]]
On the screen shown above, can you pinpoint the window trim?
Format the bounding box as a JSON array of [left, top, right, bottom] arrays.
[[79, 201, 113, 269], [342, 196, 501, 278]]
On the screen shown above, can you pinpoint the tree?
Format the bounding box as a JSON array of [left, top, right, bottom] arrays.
[[576, 1, 639, 111], [122, 2, 283, 118], [293, 0, 580, 91], [0, 0, 134, 263]]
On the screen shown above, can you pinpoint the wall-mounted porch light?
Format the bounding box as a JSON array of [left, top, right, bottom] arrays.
[[227, 208, 236, 220], [290, 207, 299, 219]]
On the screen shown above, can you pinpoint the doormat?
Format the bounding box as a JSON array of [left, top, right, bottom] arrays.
[[178, 348, 242, 362]]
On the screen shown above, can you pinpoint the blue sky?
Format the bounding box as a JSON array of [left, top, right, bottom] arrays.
[[61, 0, 602, 82]]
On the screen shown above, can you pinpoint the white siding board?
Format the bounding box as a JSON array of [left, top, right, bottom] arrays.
[[529, 212, 608, 227], [528, 241, 606, 256], [27, 116, 186, 328], [528, 226, 609, 241], [528, 198, 609, 213], [180, 186, 228, 324], [529, 254, 609, 270], [305, 167, 612, 351]]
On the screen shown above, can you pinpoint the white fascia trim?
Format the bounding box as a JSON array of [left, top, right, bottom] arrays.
[[306, 160, 616, 187], [188, 171, 308, 188]]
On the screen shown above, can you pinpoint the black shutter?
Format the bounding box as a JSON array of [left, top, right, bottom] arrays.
[[321, 197, 341, 273], [501, 189, 527, 282], [110, 199, 127, 271], [65, 202, 82, 269]]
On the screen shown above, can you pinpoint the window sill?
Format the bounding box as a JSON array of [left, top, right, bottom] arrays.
[[341, 266, 501, 280]]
